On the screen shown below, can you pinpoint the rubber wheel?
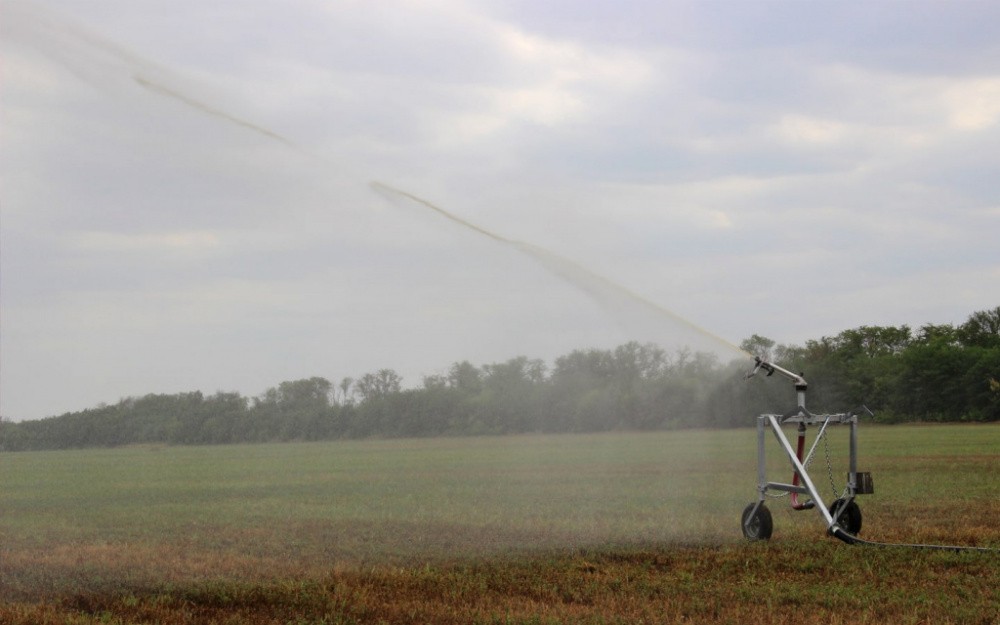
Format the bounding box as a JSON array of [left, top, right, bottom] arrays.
[[741, 502, 773, 541], [829, 498, 862, 535]]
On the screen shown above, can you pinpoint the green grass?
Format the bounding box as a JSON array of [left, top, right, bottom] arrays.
[[1, 432, 751, 552], [1, 424, 998, 623]]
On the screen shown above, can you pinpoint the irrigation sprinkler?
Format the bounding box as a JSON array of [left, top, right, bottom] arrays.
[[741, 357, 873, 544], [741, 357, 996, 552]]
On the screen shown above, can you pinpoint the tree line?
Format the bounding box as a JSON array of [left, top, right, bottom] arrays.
[[1, 307, 997, 451]]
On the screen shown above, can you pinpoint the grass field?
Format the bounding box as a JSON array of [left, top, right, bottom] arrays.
[[2, 424, 998, 623]]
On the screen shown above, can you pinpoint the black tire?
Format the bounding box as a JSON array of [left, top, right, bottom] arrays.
[[829, 498, 862, 535], [741, 502, 773, 541]]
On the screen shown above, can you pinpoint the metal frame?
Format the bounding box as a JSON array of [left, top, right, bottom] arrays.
[[745, 408, 862, 535], [742, 357, 869, 541]]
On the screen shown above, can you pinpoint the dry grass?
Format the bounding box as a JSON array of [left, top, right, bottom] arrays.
[[3, 542, 998, 624]]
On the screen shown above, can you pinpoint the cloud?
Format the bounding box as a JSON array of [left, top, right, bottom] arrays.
[[72, 230, 222, 254], [943, 78, 1000, 131], [2, 0, 999, 420]]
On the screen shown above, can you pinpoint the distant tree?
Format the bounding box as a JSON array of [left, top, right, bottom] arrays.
[[892, 339, 978, 421], [962, 349, 1000, 421], [160, 391, 208, 445], [552, 348, 615, 383], [957, 307, 1000, 348], [832, 325, 911, 359], [422, 374, 448, 390], [479, 356, 546, 433], [250, 378, 334, 440], [354, 369, 402, 403], [613, 341, 668, 381], [200, 392, 250, 444], [276, 378, 334, 440], [741, 334, 776, 361], [447, 361, 483, 395], [0, 416, 26, 452], [277, 377, 333, 409], [914, 323, 959, 346], [338, 377, 354, 406]]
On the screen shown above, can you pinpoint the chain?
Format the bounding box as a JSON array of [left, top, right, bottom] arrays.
[[761, 425, 851, 501], [822, 428, 850, 500]]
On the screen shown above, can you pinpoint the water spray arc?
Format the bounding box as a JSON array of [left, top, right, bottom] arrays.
[[8, 0, 748, 363], [744, 357, 997, 553], [132, 76, 299, 149], [370, 182, 751, 361]]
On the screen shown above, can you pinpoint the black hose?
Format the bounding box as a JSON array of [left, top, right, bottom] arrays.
[[830, 526, 999, 553]]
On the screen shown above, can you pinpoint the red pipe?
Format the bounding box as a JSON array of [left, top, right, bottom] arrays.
[[790, 425, 811, 510]]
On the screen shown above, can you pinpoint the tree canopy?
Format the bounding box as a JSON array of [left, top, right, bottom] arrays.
[[2, 307, 997, 451]]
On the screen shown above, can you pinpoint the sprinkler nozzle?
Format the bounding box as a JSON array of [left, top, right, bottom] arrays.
[[746, 357, 808, 389], [745, 356, 776, 380]]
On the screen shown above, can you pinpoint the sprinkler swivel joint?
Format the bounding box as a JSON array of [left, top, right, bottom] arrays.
[[747, 356, 808, 391]]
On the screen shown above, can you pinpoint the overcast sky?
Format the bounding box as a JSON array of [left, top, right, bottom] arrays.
[[2, 0, 998, 421]]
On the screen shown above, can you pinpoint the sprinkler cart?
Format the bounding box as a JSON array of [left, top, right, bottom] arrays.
[[741, 357, 997, 552], [741, 357, 873, 545]]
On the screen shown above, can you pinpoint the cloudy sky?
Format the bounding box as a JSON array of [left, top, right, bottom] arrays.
[[2, 0, 998, 421]]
